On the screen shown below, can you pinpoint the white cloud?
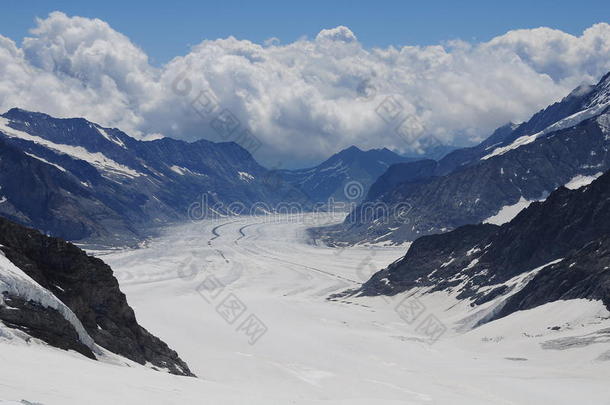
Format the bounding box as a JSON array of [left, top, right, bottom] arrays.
[[315, 26, 359, 43], [1, 12, 610, 167]]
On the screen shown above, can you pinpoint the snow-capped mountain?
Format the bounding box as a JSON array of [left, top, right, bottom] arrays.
[[319, 71, 610, 245], [0, 108, 308, 245], [0, 215, 193, 376], [277, 146, 412, 203], [354, 167, 610, 325]]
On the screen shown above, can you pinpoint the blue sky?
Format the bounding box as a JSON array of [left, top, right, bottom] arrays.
[[1, 1, 609, 166], [2, 0, 609, 65]]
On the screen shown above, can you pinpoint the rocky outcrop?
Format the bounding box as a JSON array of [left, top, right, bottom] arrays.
[[0, 215, 194, 376], [0, 292, 96, 359], [493, 236, 610, 320], [356, 168, 610, 321]]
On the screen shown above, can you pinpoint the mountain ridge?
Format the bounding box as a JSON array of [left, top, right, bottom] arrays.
[[0, 108, 309, 245], [277, 145, 414, 203], [316, 71, 610, 245], [354, 168, 610, 324]]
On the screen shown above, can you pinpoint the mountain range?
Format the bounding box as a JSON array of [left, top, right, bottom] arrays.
[[353, 166, 610, 326], [277, 146, 413, 204], [315, 71, 610, 245], [0, 108, 433, 245], [0, 108, 308, 246], [1, 70, 610, 404]]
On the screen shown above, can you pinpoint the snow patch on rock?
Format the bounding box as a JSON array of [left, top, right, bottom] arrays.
[[23, 151, 67, 172], [238, 171, 255, 182], [565, 172, 603, 190], [0, 117, 141, 178], [96, 126, 126, 149], [0, 251, 99, 354], [482, 102, 610, 160], [483, 197, 533, 225]]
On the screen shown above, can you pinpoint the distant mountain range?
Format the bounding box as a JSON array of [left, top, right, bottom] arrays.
[[0, 108, 308, 245], [277, 146, 414, 204], [353, 166, 610, 325], [4, 72, 610, 249], [0, 108, 449, 246], [317, 71, 610, 245]]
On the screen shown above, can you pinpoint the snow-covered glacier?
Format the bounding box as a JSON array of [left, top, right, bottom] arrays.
[[1, 213, 608, 404]]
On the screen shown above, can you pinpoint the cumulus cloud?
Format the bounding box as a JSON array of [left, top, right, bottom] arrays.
[[1, 12, 610, 167]]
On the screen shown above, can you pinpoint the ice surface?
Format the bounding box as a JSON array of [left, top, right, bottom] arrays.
[[1, 213, 608, 404]]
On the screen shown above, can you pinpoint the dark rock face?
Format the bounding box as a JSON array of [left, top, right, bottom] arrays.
[[494, 237, 610, 320], [0, 292, 96, 359], [358, 224, 499, 296], [322, 72, 610, 245], [365, 159, 437, 202], [0, 137, 122, 241], [357, 169, 610, 322], [277, 146, 413, 203], [0, 109, 308, 245], [0, 216, 194, 376]]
